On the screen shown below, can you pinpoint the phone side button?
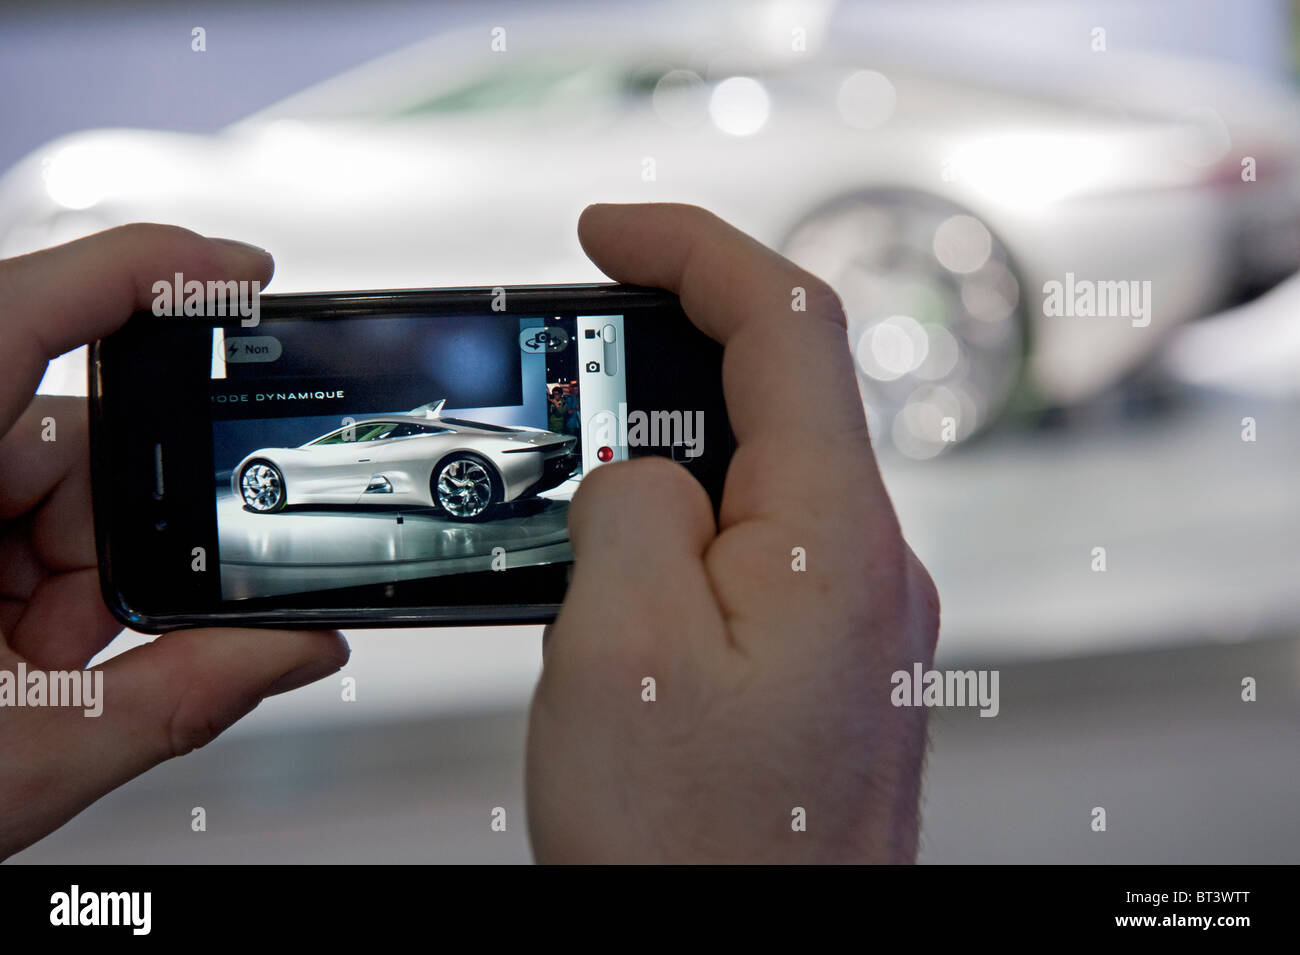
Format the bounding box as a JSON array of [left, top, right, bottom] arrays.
[[152, 443, 165, 500]]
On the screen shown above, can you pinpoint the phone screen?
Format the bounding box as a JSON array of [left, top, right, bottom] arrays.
[[209, 312, 627, 602]]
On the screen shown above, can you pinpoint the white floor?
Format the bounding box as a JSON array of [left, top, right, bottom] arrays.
[[12, 633, 1298, 864]]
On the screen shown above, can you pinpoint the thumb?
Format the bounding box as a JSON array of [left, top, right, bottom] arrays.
[[558, 456, 723, 655], [0, 627, 347, 859]]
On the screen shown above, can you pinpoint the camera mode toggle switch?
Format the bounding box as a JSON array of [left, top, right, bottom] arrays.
[[601, 323, 617, 376]]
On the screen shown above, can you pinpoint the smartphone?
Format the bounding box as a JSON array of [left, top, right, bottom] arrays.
[[90, 284, 732, 632]]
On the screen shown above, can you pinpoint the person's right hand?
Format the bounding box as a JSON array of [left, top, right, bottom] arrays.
[[526, 203, 940, 863]]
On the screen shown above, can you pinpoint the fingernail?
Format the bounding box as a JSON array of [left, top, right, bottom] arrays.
[[210, 237, 270, 257]]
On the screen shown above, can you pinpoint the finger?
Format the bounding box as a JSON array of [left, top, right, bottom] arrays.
[[577, 203, 892, 530], [577, 202, 868, 444], [576, 204, 914, 642], [0, 397, 98, 574], [0, 397, 86, 522], [0, 397, 127, 671], [0, 224, 273, 431], [559, 456, 726, 655], [3, 569, 123, 670], [0, 527, 44, 603], [0, 627, 347, 859]]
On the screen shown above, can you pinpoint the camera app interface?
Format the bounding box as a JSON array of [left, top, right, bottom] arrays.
[[210, 312, 627, 600]]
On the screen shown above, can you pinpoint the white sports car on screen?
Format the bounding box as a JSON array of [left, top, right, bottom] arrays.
[[232, 400, 578, 521]]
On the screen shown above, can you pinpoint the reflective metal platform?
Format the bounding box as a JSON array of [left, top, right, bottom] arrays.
[[216, 485, 573, 599]]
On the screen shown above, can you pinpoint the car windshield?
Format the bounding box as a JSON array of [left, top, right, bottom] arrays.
[[244, 43, 670, 125], [395, 59, 630, 117], [308, 422, 400, 445]]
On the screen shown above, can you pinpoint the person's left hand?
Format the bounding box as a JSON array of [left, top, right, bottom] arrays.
[[0, 224, 350, 860]]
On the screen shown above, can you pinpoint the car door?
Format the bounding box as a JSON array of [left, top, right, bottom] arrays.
[[290, 421, 403, 504], [352, 422, 454, 504]]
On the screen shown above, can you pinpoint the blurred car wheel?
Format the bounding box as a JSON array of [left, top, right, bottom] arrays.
[[783, 190, 1027, 457]]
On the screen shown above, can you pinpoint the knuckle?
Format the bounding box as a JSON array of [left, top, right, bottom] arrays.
[[112, 222, 164, 249], [903, 547, 941, 652], [659, 202, 731, 241], [802, 276, 848, 327], [114, 222, 203, 262], [166, 708, 223, 758], [116, 221, 189, 243], [161, 678, 257, 760], [913, 562, 940, 625]]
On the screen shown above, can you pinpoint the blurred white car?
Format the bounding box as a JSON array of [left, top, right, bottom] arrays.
[[4, 9, 1298, 454]]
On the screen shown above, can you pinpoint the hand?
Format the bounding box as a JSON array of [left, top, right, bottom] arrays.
[[527, 204, 940, 863], [0, 225, 349, 860]]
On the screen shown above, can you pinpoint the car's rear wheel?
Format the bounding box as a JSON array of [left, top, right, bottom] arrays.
[[432, 453, 499, 522], [782, 189, 1027, 458], [240, 460, 287, 513]]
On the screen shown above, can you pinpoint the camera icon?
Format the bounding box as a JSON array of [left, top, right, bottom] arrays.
[[585, 360, 601, 373]]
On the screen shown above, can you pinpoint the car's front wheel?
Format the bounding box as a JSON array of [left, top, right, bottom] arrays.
[[432, 453, 499, 522], [239, 460, 287, 513]]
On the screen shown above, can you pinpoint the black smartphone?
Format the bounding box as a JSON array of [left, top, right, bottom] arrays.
[[89, 284, 731, 633]]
